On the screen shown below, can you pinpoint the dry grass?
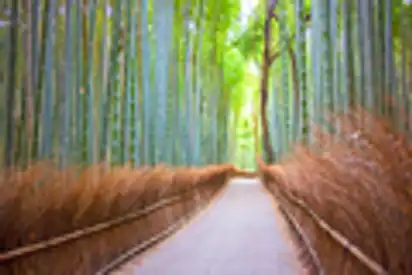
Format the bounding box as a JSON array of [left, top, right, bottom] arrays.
[[0, 162, 235, 274], [259, 109, 412, 275]]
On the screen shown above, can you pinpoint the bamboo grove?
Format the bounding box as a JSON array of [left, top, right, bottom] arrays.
[[2, 1, 412, 167], [0, 0, 244, 169], [1, 0, 412, 273], [251, 1, 412, 273], [238, 0, 412, 162]]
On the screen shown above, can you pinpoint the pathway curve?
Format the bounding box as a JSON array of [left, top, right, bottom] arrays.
[[112, 178, 301, 275]]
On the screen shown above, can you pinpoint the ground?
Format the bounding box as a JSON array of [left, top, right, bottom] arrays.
[[112, 178, 301, 275]]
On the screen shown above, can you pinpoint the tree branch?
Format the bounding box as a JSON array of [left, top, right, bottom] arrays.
[[268, 12, 311, 65], [270, 11, 302, 138]]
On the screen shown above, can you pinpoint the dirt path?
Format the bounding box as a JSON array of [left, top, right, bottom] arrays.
[[111, 178, 301, 275]]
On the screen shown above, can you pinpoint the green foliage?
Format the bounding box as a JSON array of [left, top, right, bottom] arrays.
[[1, 0, 256, 168], [4, 0, 410, 169]]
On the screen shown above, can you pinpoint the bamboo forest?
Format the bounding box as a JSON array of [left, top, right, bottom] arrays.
[[1, 0, 412, 274]]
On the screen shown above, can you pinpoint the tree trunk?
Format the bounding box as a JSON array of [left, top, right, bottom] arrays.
[[259, 0, 277, 163]]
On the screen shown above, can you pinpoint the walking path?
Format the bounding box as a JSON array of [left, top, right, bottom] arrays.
[[112, 178, 301, 275]]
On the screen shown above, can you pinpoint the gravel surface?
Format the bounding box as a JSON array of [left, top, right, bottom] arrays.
[[112, 178, 301, 275]]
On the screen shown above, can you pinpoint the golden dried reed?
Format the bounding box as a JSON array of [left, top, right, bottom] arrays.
[[0, 163, 235, 274], [259, 109, 412, 275]]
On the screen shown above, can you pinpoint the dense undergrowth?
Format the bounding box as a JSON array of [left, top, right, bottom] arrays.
[[0, 163, 236, 274], [259, 109, 412, 275]]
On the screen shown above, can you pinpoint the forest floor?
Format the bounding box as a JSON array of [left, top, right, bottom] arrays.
[[111, 178, 300, 275]]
